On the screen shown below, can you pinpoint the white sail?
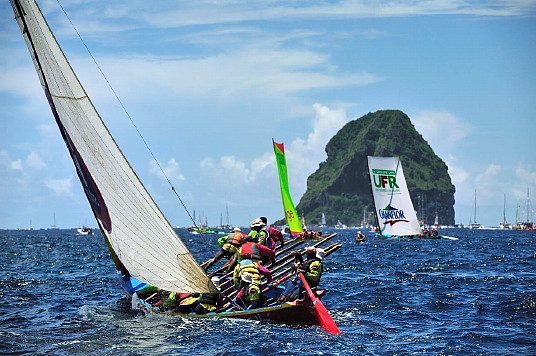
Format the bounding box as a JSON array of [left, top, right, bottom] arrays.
[[368, 156, 422, 236], [11, 0, 216, 293]]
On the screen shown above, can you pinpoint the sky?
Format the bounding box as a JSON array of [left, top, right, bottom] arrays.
[[1, 0, 535, 230]]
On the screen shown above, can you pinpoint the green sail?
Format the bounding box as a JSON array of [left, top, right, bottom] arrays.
[[273, 140, 304, 235]]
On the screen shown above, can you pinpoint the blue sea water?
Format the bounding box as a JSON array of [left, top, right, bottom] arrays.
[[0, 228, 535, 355]]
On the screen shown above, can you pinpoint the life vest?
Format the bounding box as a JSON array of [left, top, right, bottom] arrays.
[[239, 242, 275, 263], [235, 259, 261, 282], [222, 242, 238, 253], [268, 227, 282, 240], [250, 228, 273, 248], [240, 242, 260, 260], [226, 232, 245, 246], [301, 257, 323, 287], [179, 296, 199, 306], [198, 292, 220, 307], [246, 283, 262, 301]]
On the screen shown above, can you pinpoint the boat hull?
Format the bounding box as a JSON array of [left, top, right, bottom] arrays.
[[122, 273, 322, 326], [377, 234, 441, 239], [139, 298, 320, 325]]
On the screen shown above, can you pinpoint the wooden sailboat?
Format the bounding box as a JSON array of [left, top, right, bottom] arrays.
[[11, 0, 341, 332]]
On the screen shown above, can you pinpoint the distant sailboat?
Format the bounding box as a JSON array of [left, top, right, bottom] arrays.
[[499, 194, 511, 229], [515, 188, 534, 230], [48, 213, 59, 230], [468, 190, 482, 229], [319, 213, 327, 227], [21, 218, 33, 231], [360, 207, 367, 228], [334, 220, 347, 229], [77, 226, 93, 235], [367, 156, 453, 239], [368, 156, 422, 238]]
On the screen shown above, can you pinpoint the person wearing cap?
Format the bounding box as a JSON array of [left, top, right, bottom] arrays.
[[232, 253, 272, 309], [276, 246, 324, 304], [260, 217, 284, 249], [232, 253, 272, 288], [300, 247, 324, 288], [234, 272, 264, 309], [247, 218, 271, 247], [204, 227, 246, 272]]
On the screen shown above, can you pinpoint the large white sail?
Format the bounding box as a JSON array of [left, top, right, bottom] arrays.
[[368, 156, 422, 236], [11, 0, 216, 293]]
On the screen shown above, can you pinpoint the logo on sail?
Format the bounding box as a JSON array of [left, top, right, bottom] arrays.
[[372, 169, 400, 193], [379, 205, 409, 226]]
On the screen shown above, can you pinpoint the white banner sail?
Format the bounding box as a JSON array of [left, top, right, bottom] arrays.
[[11, 0, 216, 293], [368, 156, 422, 236]]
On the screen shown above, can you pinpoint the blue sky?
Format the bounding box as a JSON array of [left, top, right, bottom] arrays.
[[1, 0, 535, 229]]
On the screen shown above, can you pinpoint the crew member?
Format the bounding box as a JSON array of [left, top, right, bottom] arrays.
[[260, 216, 284, 248], [204, 227, 246, 271], [277, 246, 324, 304]]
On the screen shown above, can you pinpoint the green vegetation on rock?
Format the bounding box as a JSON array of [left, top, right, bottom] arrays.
[[292, 110, 455, 227]]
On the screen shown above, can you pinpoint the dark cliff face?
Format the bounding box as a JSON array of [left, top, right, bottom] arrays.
[[296, 110, 455, 227]]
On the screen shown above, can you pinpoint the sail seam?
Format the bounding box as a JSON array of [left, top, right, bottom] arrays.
[[51, 94, 87, 100]]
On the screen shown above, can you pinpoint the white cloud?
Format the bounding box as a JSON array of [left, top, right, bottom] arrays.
[[45, 178, 73, 197], [474, 164, 503, 202], [10, 159, 22, 170], [14, 1, 531, 38], [0, 150, 22, 173], [26, 152, 47, 169], [150, 158, 185, 183], [412, 110, 471, 153], [198, 103, 349, 200], [67, 49, 381, 108], [515, 164, 536, 186], [512, 163, 536, 200], [135, 1, 535, 28], [444, 155, 469, 186], [286, 104, 349, 193]]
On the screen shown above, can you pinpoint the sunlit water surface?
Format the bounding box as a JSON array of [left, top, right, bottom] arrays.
[[1, 228, 534, 355]]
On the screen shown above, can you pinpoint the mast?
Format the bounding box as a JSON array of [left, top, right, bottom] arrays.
[[526, 188, 531, 223], [516, 200, 519, 224], [473, 189, 477, 224], [503, 193, 507, 225]]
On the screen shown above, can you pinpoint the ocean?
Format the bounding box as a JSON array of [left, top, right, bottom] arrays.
[[1, 228, 534, 355]]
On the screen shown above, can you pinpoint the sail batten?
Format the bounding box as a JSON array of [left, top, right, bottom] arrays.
[[368, 156, 422, 237], [11, 0, 215, 293]]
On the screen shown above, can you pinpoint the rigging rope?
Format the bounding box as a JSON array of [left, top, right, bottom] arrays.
[[55, 0, 198, 229]]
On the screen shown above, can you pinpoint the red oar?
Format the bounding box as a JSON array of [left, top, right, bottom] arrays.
[[298, 272, 341, 335]]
